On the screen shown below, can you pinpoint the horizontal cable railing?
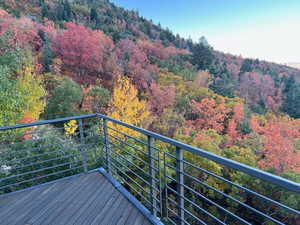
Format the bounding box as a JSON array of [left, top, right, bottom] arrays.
[[0, 115, 103, 194], [0, 114, 299, 225]]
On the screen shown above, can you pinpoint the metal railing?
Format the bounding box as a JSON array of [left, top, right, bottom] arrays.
[[0, 114, 299, 225]]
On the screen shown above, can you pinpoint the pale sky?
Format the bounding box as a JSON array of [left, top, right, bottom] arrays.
[[112, 0, 300, 64], [197, 16, 300, 63]]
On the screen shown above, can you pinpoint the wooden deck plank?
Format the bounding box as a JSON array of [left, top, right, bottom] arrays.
[[142, 216, 155, 225], [95, 193, 126, 225], [124, 207, 141, 225], [14, 180, 72, 225], [25, 174, 91, 225], [89, 192, 122, 225], [105, 197, 131, 225], [74, 178, 117, 225], [65, 177, 109, 225], [31, 174, 93, 225], [0, 184, 52, 225], [47, 174, 104, 225], [115, 203, 135, 225], [0, 171, 160, 225]]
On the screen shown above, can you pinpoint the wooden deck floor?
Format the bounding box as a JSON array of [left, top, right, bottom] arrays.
[[0, 171, 155, 225]]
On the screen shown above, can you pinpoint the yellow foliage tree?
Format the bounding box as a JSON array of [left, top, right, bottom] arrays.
[[109, 76, 149, 137], [193, 70, 212, 88], [158, 70, 185, 93], [64, 120, 78, 136], [16, 63, 47, 122]]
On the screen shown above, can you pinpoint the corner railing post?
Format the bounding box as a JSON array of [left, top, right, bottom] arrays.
[[176, 146, 184, 225], [103, 118, 111, 175], [148, 135, 157, 216], [78, 119, 88, 173]]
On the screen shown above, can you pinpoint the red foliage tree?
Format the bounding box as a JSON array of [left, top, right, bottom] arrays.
[[137, 40, 189, 60], [187, 98, 229, 133], [115, 39, 158, 92], [250, 117, 300, 174], [52, 22, 114, 78], [148, 83, 175, 116], [226, 62, 240, 81], [239, 72, 282, 112], [0, 11, 42, 51], [19, 113, 35, 140], [227, 103, 244, 139]]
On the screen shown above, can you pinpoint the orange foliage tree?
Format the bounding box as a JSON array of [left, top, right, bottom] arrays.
[[187, 98, 229, 133], [226, 103, 244, 139], [250, 116, 300, 174]]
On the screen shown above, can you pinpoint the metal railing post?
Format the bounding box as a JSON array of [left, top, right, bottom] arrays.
[[163, 153, 168, 218], [176, 146, 184, 225], [148, 135, 157, 216], [78, 119, 88, 173], [103, 119, 111, 174]]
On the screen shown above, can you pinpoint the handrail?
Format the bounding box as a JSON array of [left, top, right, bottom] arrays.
[[0, 114, 97, 131], [1, 113, 299, 224], [1, 113, 299, 194], [95, 114, 300, 194]]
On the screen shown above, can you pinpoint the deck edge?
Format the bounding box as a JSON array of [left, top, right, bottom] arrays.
[[98, 168, 164, 225]]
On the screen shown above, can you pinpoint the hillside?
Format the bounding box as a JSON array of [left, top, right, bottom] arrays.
[[3, 0, 299, 118], [1, 0, 300, 178], [1, 1, 300, 223], [0, 0, 192, 48], [286, 62, 300, 69]]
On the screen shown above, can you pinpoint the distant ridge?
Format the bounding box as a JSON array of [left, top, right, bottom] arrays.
[[286, 62, 300, 69]]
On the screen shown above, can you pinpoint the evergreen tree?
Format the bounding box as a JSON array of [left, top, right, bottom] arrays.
[[90, 8, 98, 22], [240, 59, 253, 73], [41, 3, 49, 18], [191, 43, 214, 70], [39, 0, 45, 7], [42, 38, 53, 73], [282, 76, 300, 118], [209, 71, 235, 98], [64, 0, 72, 21]]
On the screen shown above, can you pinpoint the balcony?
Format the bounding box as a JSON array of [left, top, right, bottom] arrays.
[[0, 114, 299, 225]]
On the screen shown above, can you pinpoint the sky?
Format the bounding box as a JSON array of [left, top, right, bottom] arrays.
[[112, 0, 300, 64]]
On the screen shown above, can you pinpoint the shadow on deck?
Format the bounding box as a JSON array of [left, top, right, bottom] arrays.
[[0, 170, 160, 225]]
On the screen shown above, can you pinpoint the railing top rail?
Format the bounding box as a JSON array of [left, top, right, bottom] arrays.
[[0, 114, 97, 131], [0, 113, 299, 194]]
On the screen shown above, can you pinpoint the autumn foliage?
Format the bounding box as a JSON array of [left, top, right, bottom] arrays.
[[52, 22, 113, 77], [250, 116, 300, 174], [0, 11, 42, 51], [1, 4, 300, 224], [188, 98, 229, 133], [148, 82, 175, 116], [116, 39, 158, 91], [109, 76, 149, 137], [0, 5, 299, 186]]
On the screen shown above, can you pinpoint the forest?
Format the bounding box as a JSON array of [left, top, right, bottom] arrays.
[[0, 0, 300, 224]]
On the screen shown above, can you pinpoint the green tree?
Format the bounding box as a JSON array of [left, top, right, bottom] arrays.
[[0, 66, 25, 127], [191, 43, 214, 70], [0, 34, 26, 126], [90, 8, 98, 21], [64, 0, 72, 21], [87, 86, 110, 114], [43, 77, 83, 119], [209, 71, 235, 98], [41, 3, 49, 18], [16, 63, 47, 122], [282, 76, 300, 118], [41, 35, 53, 73]]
